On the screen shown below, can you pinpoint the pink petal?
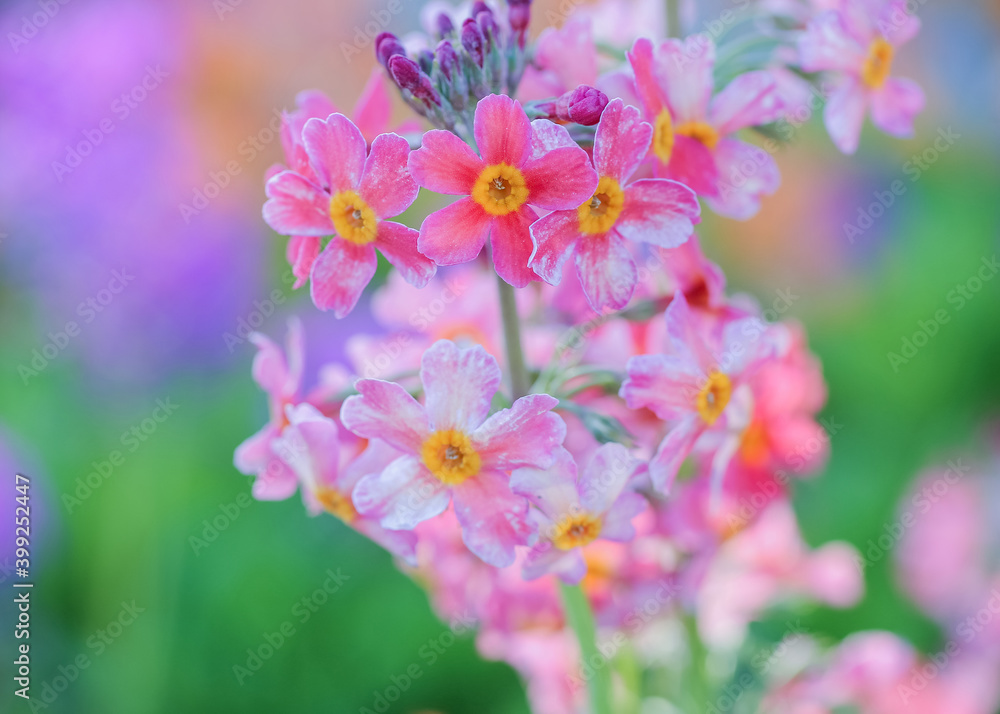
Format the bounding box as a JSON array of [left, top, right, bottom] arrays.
[[234, 424, 278, 474], [530, 118, 578, 156], [665, 136, 719, 196], [662, 290, 718, 373], [375, 221, 436, 288], [302, 114, 368, 192], [417, 197, 492, 266], [528, 209, 582, 285], [578, 443, 638, 515], [880, 1, 921, 47], [474, 94, 533, 168], [706, 139, 781, 220], [619, 352, 704, 419], [575, 233, 637, 311], [251, 457, 300, 501], [359, 133, 418, 219], [522, 144, 599, 211], [709, 70, 783, 136], [648, 413, 704, 492], [286, 235, 320, 288], [473, 394, 565, 470], [452, 469, 532, 567], [248, 333, 291, 399], [353, 457, 450, 530], [273, 403, 341, 494], [593, 99, 652, 183], [870, 77, 924, 139], [798, 10, 867, 74], [354, 519, 419, 566], [523, 544, 586, 583], [309, 239, 378, 318], [263, 171, 335, 237], [421, 339, 501, 432], [654, 35, 716, 121], [408, 129, 484, 195], [340, 379, 431, 453], [510, 448, 580, 522], [617, 179, 698, 247], [352, 68, 393, 140], [824, 79, 868, 154], [491, 208, 540, 288], [627, 37, 667, 117], [600, 492, 647, 541]]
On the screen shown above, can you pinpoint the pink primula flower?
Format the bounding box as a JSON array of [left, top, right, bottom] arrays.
[[234, 319, 306, 500], [529, 98, 700, 311], [408, 94, 598, 288], [628, 35, 785, 219], [273, 403, 418, 564], [619, 292, 779, 492], [511, 445, 646, 583], [263, 113, 435, 318], [340, 339, 567, 567], [799, 0, 924, 154]]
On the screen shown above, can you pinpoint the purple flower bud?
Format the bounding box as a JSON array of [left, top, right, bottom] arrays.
[[436, 12, 454, 37], [461, 18, 485, 67], [388, 55, 442, 107], [508, 0, 531, 47], [477, 9, 499, 47], [470, 1, 490, 17], [564, 85, 609, 126], [417, 48, 435, 75], [375, 32, 405, 67], [436, 40, 459, 81]]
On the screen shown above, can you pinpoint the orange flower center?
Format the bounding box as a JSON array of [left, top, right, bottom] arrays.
[[577, 176, 625, 235], [315, 487, 358, 523], [696, 371, 732, 425], [421, 429, 481, 485], [471, 163, 529, 216], [862, 37, 894, 89], [329, 190, 377, 245], [551, 513, 602, 550]]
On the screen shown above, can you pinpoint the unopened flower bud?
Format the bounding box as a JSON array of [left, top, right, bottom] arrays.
[[533, 85, 609, 126], [508, 0, 531, 47], [388, 55, 442, 107], [461, 18, 485, 67], [436, 12, 454, 37], [375, 32, 405, 67], [436, 40, 459, 81], [476, 9, 499, 49], [470, 1, 490, 17], [417, 48, 435, 75]]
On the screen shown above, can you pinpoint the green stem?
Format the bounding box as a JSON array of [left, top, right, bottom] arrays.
[[682, 613, 710, 712], [496, 272, 530, 400], [560, 583, 613, 714]]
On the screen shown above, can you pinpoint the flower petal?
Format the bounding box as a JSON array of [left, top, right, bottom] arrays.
[[452, 469, 532, 567], [360, 133, 418, 219], [510, 448, 580, 522], [798, 10, 867, 74], [619, 352, 704, 419], [309, 239, 378, 318], [354, 519, 419, 566], [655, 35, 716, 121], [599, 492, 647, 542], [491, 207, 540, 288], [421, 339, 501, 432], [575, 233, 637, 311], [375, 221, 436, 288], [522, 544, 587, 583], [528, 209, 581, 285], [474, 93, 533, 168], [417, 198, 492, 266], [617, 179, 698, 247], [593, 98, 652, 183], [709, 70, 783, 136], [286, 235, 321, 288], [408, 129, 484, 195], [627, 37, 667, 117], [473, 394, 565, 470], [578, 443, 638, 515], [824, 78, 868, 155], [352, 68, 393, 140], [648, 413, 703, 492], [870, 77, 924, 139], [664, 135, 719, 196], [263, 171, 335, 237], [707, 139, 780, 220], [353, 456, 450, 530], [340, 379, 431, 453], [522, 143, 599, 210], [272, 403, 341, 495], [302, 114, 368, 192]]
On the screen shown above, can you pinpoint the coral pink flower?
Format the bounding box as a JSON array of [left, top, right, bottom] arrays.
[[408, 94, 598, 287], [529, 99, 699, 311], [628, 35, 785, 219], [273, 403, 417, 564], [799, 0, 924, 154], [511, 444, 646, 583], [234, 319, 306, 500], [341, 339, 567, 566], [619, 292, 779, 492], [263, 113, 435, 318]]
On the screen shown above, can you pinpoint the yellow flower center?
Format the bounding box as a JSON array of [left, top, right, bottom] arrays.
[[551, 513, 602, 550], [421, 429, 482, 485], [696, 371, 732, 425], [329, 190, 377, 245], [862, 37, 894, 89], [652, 108, 675, 164], [314, 487, 358, 523], [676, 120, 720, 150], [577, 176, 625, 235], [471, 163, 529, 216]]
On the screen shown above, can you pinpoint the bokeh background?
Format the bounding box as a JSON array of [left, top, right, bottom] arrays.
[[1, 0, 999, 711]]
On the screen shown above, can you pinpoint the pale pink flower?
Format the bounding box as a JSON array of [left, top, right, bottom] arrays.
[[341, 339, 566, 566]]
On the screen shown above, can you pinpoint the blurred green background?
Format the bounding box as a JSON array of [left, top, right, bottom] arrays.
[[1, 0, 999, 711]]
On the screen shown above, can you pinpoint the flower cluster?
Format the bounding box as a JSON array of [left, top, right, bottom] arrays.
[[238, 0, 933, 711]]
